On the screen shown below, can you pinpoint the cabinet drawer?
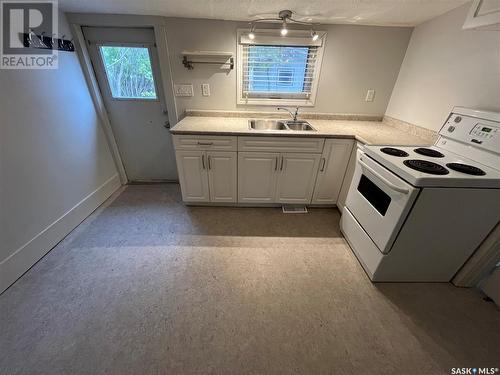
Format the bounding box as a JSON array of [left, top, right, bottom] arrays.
[[238, 137, 325, 153], [173, 135, 237, 151]]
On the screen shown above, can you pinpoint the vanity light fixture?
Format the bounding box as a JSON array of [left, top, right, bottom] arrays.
[[247, 10, 320, 40]]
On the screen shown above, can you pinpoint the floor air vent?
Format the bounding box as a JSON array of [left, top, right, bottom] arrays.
[[282, 205, 308, 214]]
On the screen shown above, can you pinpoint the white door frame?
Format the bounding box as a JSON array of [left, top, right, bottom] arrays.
[[453, 222, 500, 287], [67, 13, 179, 184]]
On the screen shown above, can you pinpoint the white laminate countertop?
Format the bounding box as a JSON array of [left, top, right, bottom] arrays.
[[170, 116, 434, 146]]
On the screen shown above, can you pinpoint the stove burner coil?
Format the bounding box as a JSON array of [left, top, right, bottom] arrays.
[[446, 163, 486, 176], [414, 148, 445, 158], [403, 160, 449, 175], [380, 147, 409, 157]]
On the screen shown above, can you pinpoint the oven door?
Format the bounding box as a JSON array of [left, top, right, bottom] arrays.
[[345, 150, 420, 254]]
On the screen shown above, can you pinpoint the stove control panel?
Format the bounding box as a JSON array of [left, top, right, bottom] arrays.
[[441, 112, 500, 154], [470, 123, 498, 140]]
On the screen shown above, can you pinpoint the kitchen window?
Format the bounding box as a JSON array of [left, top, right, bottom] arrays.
[[237, 30, 325, 106], [277, 68, 294, 86]]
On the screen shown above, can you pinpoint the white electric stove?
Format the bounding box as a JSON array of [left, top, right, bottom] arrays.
[[365, 145, 500, 188], [341, 107, 500, 282]]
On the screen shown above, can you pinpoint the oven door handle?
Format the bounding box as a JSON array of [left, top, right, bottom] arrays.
[[359, 159, 410, 194]]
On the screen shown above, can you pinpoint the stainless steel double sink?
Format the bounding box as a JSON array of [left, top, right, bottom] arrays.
[[249, 119, 316, 132]]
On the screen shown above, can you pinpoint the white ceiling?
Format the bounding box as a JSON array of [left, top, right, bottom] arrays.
[[59, 0, 470, 27]]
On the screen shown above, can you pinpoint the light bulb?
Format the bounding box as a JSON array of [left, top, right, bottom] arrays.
[[312, 32, 319, 41], [280, 20, 288, 36], [248, 23, 256, 40]]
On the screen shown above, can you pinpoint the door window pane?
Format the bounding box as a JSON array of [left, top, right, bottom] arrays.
[[99, 46, 157, 100]]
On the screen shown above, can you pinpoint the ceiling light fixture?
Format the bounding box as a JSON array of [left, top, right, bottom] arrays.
[[246, 10, 320, 40], [248, 25, 255, 40]]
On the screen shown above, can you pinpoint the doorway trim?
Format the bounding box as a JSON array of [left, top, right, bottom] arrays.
[[67, 13, 180, 184], [453, 222, 500, 287], [71, 25, 127, 184]]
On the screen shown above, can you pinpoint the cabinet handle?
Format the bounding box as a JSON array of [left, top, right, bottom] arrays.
[[275, 157, 278, 171], [280, 156, 284, 171], [202, 154, 206, 169], [208, 156, 212, 170], [198, 142, 213, 146], [320, 158, 326, 172]]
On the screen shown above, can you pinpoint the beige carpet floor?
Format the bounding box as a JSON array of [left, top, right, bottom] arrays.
[[0, 184, 499, 375]]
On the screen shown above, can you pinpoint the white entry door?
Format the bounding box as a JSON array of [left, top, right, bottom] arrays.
[[83, 27, 177, 182]]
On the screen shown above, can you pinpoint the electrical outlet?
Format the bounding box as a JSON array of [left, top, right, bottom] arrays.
[[365, 89, 375, 102], [202, 84, 210, 97], [174, 84, 194, 97]]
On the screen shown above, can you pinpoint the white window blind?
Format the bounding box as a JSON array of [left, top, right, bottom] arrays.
[[241, 44, 320, 100]]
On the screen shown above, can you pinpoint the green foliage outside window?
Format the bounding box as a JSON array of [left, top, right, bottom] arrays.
[[100, 46, 157, 99]]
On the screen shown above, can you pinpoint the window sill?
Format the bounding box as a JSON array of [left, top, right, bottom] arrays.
[[237, 98, 315, 107]]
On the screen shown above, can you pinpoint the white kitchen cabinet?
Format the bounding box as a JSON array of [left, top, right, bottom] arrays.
[[463, 0, 500, 30], [276, 153, 321, 204], [174, 134, 355, 207], [176, 150, 237, 203], [312, 139, 354, 205], [175, 150, 210, 203], [207, 151, 237, 203], [238, 152, 279, 203], [239, 152, 321, 204]]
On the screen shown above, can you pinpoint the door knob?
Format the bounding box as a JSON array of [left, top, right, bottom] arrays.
[[164, 121, 170, 129]]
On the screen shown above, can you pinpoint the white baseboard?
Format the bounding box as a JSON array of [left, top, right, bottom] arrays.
[[0, 174, 121, 294]]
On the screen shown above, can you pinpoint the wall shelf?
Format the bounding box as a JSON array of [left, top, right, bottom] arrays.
[[181, 50, 234, 70]]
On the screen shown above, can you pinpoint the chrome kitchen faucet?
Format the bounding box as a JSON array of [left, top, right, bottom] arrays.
[[277, 107, 300, 122]]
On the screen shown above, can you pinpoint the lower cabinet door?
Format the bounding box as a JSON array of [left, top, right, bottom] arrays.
[[312, 139, 354, 205], [238, 152, 279, 203], [276, 153, 321, 204], [207, 151, 237, 203], [175, 150, 210, 203]]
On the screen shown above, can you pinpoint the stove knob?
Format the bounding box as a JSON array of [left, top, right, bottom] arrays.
[[454, 116, 462, 123], [448, 125, 456, 132]]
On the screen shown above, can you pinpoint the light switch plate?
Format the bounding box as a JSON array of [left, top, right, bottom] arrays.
[[365, 89, 375, 102], [174, 84, 194, 97], [202, 83, 210, 97]]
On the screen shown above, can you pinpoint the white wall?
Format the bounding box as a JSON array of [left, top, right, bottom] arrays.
[[0, 11, 120, 293], [386, 4, 500, 131], [165, 18, 413, 117]]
